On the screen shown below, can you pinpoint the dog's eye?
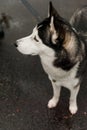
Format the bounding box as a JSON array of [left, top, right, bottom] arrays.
[[34, 36, 39, 42]]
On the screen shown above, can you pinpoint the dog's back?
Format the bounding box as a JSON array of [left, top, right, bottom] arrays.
[[70, 6, 87, 43]]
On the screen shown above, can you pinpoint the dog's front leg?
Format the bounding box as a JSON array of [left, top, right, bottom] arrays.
[[69, 84, 80, 114], [48, 76, 61, 109]]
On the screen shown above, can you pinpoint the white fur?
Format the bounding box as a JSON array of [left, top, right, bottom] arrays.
[[16, 26, 80, 114], [16, 27, 55, 56]]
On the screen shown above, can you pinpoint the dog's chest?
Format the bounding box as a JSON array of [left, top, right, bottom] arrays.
[[40, 55, 79, 84]]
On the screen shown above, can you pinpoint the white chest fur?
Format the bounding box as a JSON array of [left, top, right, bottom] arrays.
[[40, 54, 79, 88]]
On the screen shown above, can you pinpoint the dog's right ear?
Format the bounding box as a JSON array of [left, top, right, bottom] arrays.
[[48, 1, 60, 18]]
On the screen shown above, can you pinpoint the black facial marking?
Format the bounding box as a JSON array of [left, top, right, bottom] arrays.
[[37, 17, 66, 50], [38, 18, 53, 47]]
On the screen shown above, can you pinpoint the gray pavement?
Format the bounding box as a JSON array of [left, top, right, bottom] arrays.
[[0, 0, 87, 130]]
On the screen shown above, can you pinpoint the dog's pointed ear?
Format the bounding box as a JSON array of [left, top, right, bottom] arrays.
[[48, 1, 60, 18], [50, 16, 55, 32], [50, 16, 58, 44], [48, 2, 59, 44]]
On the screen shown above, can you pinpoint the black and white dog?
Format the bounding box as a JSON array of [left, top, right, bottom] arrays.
[[15, 2, 87, 114]]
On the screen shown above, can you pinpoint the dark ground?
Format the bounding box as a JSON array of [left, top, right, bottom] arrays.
[[0, 0, 87, 130]]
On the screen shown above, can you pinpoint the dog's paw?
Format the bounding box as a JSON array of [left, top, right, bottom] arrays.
[[69, 105, 78, 115], [47, 98, 58, 109]]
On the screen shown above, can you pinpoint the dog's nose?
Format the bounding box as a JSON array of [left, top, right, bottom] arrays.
[[14, 42, 18, 47]]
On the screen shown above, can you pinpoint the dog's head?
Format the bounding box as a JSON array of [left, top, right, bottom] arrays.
[[15, 2, 73, 56]]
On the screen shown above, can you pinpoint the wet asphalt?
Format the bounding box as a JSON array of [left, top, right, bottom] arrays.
[[0, 0, 87, 130]]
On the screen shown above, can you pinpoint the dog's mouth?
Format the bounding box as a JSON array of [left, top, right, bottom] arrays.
[[31, 53, 37, 56]]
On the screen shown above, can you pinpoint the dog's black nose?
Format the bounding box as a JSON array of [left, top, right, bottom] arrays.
[[14, 42, 18, 47]]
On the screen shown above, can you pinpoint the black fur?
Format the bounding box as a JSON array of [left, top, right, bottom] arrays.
[[53, 48, 76, 70]]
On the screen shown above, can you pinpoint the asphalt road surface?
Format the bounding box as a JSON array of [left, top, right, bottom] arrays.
[[0, 0, 87, 130]]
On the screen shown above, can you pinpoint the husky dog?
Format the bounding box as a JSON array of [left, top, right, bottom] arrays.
[[14, 2, 87, 114]]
